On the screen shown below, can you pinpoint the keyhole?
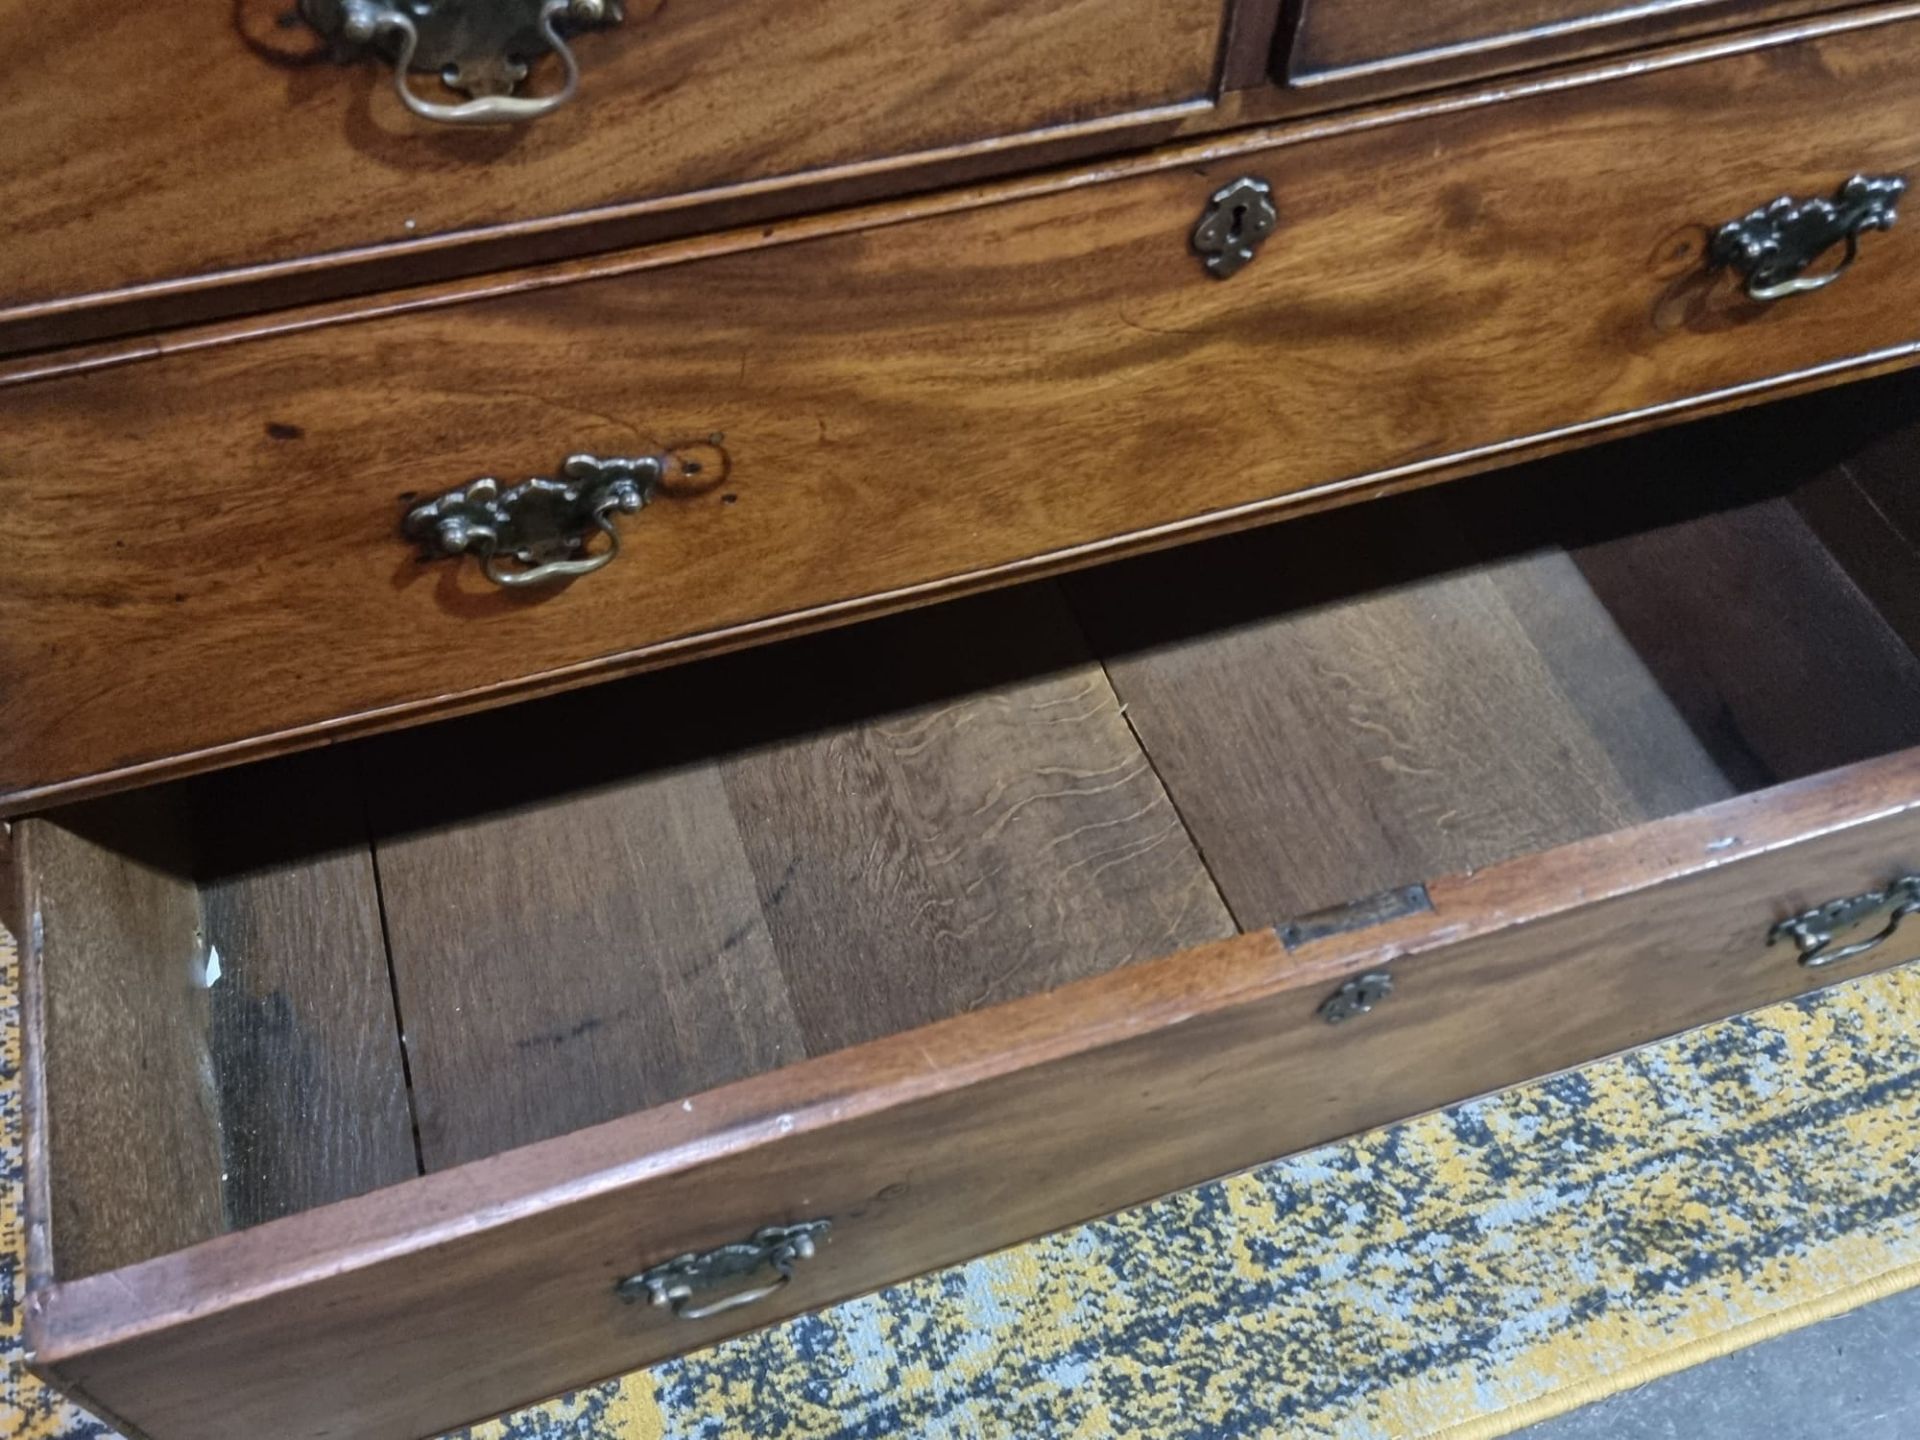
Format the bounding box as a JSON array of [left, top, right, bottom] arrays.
[[1228, 203, 1248, 242]]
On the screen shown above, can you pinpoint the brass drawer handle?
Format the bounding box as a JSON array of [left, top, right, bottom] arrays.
[[1710, 174, 1907, 303], [617, 1221, 830, 1322], [304, 0, 619, 127], [1768, 876, 1920, 969], [404, 452, 662, 588]]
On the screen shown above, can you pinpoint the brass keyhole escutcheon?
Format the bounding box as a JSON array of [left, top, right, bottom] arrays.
[[1319, 971, 1394, 1025], [1192, 176, 1278, 279]]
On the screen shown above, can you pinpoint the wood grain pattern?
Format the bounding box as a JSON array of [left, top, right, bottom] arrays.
[[0, 0, 1223, 351], [1793, 467, 1920, 658], [366, 588, 1233, 1167], [0, 0, 1870, 354], [1220, 0, 1291, 90], [1787, 367, 1920, 638], [1067, 480, 1733, 925], [1082, 406, 1920, 933], [24, 792, 227, 1282], [368, 732, 806, 1172], [6, 12, 1920, 814], [1242, 0, 1911, 136], [188, 752, 419, 1230], [720, 591, 1234, 1049], [14, 2, 1916, 394], [1284, 0, 1832, 82], [1571, 497, 1920, 791], [28, 747, 1920, 1440], [1847, 402, 1920, 548], [22, 756, 418, 1280]]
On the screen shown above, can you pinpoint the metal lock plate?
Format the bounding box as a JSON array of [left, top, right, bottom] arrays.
[[1192, 176, 1279, 279], [1319, 971, 1393, 1025]]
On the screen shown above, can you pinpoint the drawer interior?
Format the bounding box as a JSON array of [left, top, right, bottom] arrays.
[[30, 371, 1920, 1284]]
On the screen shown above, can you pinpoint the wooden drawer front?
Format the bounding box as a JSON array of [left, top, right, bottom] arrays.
[[0, 0, 1224, 350], [7, 9, 1920, 813], [1283, 0, 1838, 84], [27, 750, 1920, 1440]]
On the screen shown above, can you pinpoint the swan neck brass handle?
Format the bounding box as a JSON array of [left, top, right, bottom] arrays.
[[1768, 876, 1920, 969], [404, 453, 662, 588], [1710, 173, 1907, 303], [617, 1221, 830, 1322], [308, 0, 619, 127]]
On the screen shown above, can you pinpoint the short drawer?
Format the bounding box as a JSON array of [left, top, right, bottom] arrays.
[[0, 0, 1225, 350], [21, 381, 1920, 1440], [1282, 0, 1840, 86], [6, 8, 1920, 813]]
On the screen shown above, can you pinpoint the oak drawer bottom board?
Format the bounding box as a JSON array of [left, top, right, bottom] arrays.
[[22, 378, 1920, 1440]]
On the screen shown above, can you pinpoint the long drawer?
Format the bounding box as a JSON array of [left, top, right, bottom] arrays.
[[5, 6, 1920, 814], [22, 379, 1920, 1439]]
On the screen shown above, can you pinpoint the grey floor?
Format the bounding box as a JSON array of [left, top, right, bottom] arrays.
[[1517, 1283, 1920, 1438]]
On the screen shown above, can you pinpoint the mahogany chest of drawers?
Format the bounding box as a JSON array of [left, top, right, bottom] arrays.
[[9, 3, 1920, 1437]]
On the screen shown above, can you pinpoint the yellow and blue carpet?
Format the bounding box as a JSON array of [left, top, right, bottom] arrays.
[[7, 932, 1920, 1439]]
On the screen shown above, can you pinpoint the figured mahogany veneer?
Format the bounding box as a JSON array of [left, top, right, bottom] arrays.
[[5, 7, 1920, 815], [1283, 0, 1844, 83], [0, 0, 1228, 356], [0, 0, 1880, 354]]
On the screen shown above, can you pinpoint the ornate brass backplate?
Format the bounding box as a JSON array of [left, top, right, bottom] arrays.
[[403, 452, 662, 587], [1768, 875, 1920, 969], [302, 0, 623, 122], [617, 1221, 832, 1322], [1710, 173, 1907, 302], [1191, 176, 1279, 279]]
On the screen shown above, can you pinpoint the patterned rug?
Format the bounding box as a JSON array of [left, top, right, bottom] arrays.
[[7, 928, 1920, 1440]]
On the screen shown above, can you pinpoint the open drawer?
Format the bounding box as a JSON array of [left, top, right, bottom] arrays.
[[18, 373, 1920, 1440]]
